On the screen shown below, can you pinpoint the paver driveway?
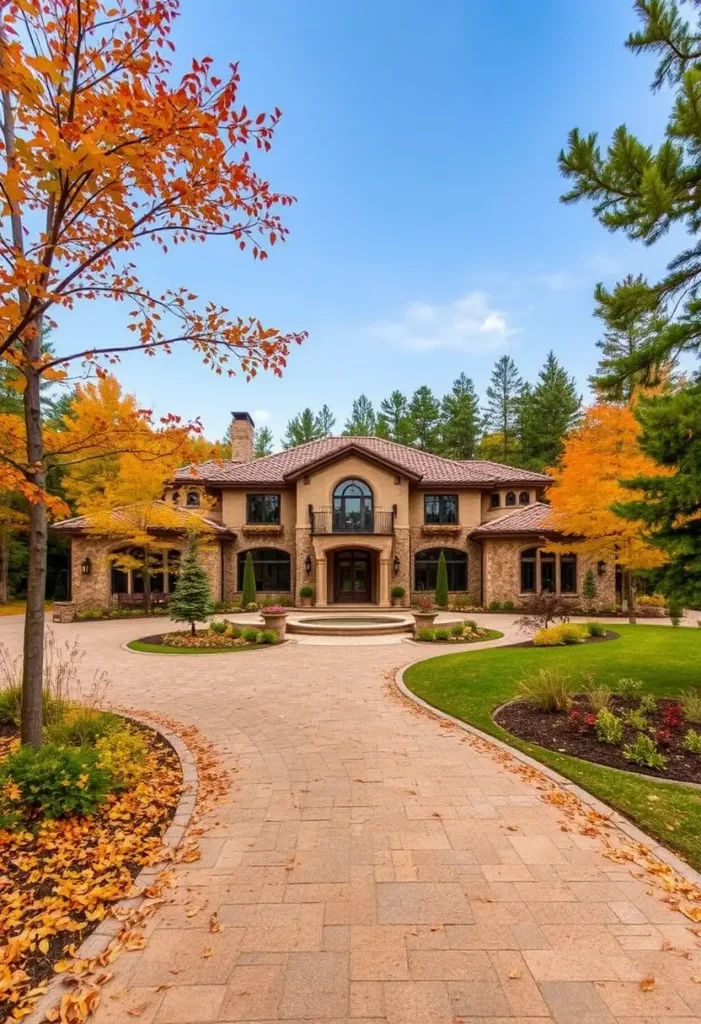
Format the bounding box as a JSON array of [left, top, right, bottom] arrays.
[[1, 615, 700, 1024]]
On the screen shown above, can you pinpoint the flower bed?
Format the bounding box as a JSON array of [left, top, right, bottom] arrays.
[[128, 623, 280, 654], [0, 713, 181, 1019], [495, 690, 701, 784], [414, 622, 503, 644]]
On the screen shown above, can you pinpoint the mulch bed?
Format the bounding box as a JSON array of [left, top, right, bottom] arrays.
[[495, 695, 701, 784], [0, 721, 181, 1020]]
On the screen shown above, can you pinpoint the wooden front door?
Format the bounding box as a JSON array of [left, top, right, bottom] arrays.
[[335, 550, 372, 603]]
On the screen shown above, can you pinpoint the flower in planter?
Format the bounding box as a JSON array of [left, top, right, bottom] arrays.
[[664, 704, 684, 730], [413, 596, 434, 612], [260, 606, 288, 615]]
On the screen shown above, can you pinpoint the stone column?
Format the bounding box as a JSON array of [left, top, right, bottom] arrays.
[[379, 557, 391, 608], [316, 556, 328, 607]]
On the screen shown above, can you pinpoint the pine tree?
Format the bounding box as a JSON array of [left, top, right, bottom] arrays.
[[169, 534, 214, 636], [344, 394, 376, 436], [518, 352, 581, 471], [440, 373, 481, 459], [582, 568, 598, 612], [282, 408, 323, 449], [241, 550, 257, 607], [408, 386, 441, 452], [435, 550, 449, 608], [379, 391, 415, 445], [253, 426, 274, 458], [316, 405, 336, 437], [484, 356, 523, 464]]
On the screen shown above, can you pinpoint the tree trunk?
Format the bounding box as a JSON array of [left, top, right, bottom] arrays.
[[0, 527, 9, 604], [143, 545, 152, 614], [21, 358, 47, 748], [191, 620, 196, 636], [625, 570, 637, 625]]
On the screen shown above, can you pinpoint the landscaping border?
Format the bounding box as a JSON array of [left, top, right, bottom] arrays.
[[24, 713, 199, 1024], [395, 663, 701, 890], [123, 638, 291, 655]]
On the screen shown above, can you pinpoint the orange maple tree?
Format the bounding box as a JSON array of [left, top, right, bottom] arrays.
[[545, 403, 669, 621], [0, 0, 304, 745]]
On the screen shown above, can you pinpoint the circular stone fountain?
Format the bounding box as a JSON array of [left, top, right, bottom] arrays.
[[286, 613, 413, 637]]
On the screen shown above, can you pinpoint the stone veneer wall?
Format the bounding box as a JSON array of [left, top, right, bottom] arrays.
[[231, 531, 296, 599], [482, 538, 617, 609], [409, 527, 482, 607]]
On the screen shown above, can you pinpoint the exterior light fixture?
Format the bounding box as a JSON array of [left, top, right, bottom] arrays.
[[597, 560, 606, 575], [304, 555, 312, 574], [393, 556, 400, 575], [81, 556, 92, 577]]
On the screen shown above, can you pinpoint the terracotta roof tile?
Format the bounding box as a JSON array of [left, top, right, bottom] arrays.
[[470, 501, 554, 536], [53, 502, 231, 535], [174, 436, 552, 487]]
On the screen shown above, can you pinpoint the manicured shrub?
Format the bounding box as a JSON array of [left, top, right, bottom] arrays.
[[209, 620, 227, 635], [582, 569, 597, 610], [241, 551, 257, 607], [391, 585, 406, 599], [169, 534, 214, 635], [434, 627, 451, 641], [617, 677, 643, 700], [463, 619, 478, 631], [241, 627, 260, 642], [587, 621, 606, 637], [595, 709, 623, 745], [450, 623, 464, 638], [624, 708, 649, 732], [226, 624, 242, 639], [623, 733, 667, 771], [96, 728, 148, 789], [488, 601, 503, 611], [519, 668, 572, 713], [0, 743, 112, 819], [637, 594, 666, 608], [502, 600, 515, 611], [299, 585, 314, 599], [258, 629, 278, 644], [638, 694, 658, 715], [46, 709, 121, 747], [682, 729, 701, 754], [245, 601, 259, 611], [682, 689, 701, 724], [435, 551, 449, 608], [558, 624, 588, 645], [532, 626, 564, 647], [415, 628, 435, 642]]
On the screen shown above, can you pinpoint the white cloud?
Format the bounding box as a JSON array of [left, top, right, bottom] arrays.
[[371, 290, 517, 354], [253, 409, 270, 424]]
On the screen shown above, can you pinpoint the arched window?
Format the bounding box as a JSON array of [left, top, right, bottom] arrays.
[[520, 548, 537, 594], [238, 548, 291, 592], [415, 548, 468, 592], [560, 553, 577, 594], [490, 493, 500, 508], [186, 490, 200, 507], [333, 478, 373, 532], [519, 491, 530, 505], [505, 491, 516, 507]]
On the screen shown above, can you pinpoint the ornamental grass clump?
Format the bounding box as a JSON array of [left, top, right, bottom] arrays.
[[518, 668, 572, 713], [682, 690, 701, 724], [46, 709, 121, 747]]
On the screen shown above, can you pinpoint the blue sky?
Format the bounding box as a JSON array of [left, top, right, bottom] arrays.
[[55, 0, 679, 444]]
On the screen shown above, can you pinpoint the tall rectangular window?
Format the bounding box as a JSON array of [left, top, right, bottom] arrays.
[[424, 494, 458, 525], [247, 494, 281, 525], [540, 553, 556, 593], [560, 554, 577, 594], [520, 549, 536, 593]]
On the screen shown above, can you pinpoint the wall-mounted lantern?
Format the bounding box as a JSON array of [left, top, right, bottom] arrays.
[[597, 560, 607, 576], [304, 555, 312, 574], [393, 556, 400, 575], [81, 556, 92, 577]]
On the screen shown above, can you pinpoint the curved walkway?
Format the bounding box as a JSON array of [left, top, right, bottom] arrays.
[[1, 613, 700, 1024]]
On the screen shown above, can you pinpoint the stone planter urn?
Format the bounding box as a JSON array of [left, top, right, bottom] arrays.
[[412, 610, 437, 630], [260, 608, 288, 641], [299, 588, 314, 608]]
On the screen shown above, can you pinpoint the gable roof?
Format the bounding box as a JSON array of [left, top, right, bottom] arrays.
[[53, 502, 233, 537], [174, 436, 552, 488], [470, 501, 555, 537]]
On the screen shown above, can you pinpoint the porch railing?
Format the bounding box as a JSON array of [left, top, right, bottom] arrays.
[[310, 509, 394, 535]]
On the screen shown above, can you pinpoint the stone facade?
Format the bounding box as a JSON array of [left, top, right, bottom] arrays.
[[482, 538, 616, 609], [409, 526, 482, 607]]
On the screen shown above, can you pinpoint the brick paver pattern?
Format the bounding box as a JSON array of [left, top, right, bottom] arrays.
[[1, 614, 699, 1024]]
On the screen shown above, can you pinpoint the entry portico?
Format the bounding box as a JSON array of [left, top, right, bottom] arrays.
[[310, 534, 394, 608]]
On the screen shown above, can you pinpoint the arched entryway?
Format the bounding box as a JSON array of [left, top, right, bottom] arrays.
[[334, 549, 372, 603]]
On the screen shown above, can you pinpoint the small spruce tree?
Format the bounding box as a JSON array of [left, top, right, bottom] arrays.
[[169, 535, 214, 636], [582, 568, 598, 612], [435, 550, 449, 608], [241, 550, 257, 606]]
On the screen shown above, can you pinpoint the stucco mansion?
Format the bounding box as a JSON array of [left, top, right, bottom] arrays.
[[57, 412, 616, 612]]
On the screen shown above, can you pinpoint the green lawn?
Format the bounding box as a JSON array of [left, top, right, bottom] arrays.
[[404, 625, 701, 871]]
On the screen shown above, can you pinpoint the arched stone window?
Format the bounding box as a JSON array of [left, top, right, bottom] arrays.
[[186, 490, 200, 507], [332, 479, 373, 532], [238, 548, 291, 592], [519, 491, 530, 505], [415, 548, 468, 592], [520, 548, 537, 594], [505, 491, 516, 507]]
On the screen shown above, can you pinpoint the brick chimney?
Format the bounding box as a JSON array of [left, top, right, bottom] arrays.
[[230, 411, 255, 462]]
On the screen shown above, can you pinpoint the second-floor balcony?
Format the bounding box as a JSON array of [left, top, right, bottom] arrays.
[[310, 509, 394, 535]]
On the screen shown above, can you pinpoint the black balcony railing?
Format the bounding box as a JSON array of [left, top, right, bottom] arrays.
[[310, 509, 394, 535]]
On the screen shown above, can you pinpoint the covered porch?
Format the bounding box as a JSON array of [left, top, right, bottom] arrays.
[[311, 536, 394, 608]]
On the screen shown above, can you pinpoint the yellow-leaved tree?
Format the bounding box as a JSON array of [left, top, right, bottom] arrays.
[[546, 403, 669, 622]]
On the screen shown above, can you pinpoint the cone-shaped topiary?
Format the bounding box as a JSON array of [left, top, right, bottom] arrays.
[[582, 568, 597, 610], [435, 549, 449, 608], [169, 534, 214, 635], [241, 550, 257, 607]]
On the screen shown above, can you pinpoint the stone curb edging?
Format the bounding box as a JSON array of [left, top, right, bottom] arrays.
[[25, 714, 199, 1024], [492, 696, 701, 792], [394, 663, 701, 891]]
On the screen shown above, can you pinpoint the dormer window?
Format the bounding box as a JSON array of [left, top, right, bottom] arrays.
[[519, 491, 530, 505], [505, 491, 516, 507], [490, 493, 500, 509], [186, 490, 200, 508], [172, 491, 180, 505]]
